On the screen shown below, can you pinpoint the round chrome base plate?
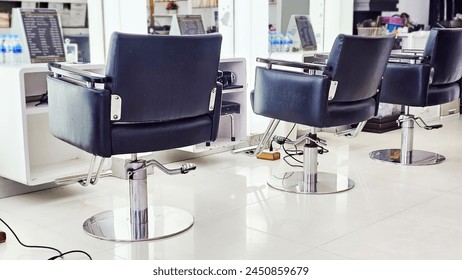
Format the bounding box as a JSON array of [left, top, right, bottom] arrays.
[[267, 171, 354, 194], [369, 149, 445, 166], [83, 206, 193, 242]]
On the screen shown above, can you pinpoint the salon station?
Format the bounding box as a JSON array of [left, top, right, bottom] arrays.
[[1, 0, 462, 260]]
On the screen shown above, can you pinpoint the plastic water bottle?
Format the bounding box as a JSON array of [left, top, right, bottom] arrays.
[[11, 34, 22, 65], [269, 31, 277, 53], [0, 35, 6, 64], [284, 32, 293, 52], [3, 34, 12, 65], [275, 32, 284, 52]]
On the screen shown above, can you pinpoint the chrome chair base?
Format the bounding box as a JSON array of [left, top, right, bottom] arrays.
[[83, 206, 194, 242], [369, 149, 445, 166], [267, 171, 354, 194]]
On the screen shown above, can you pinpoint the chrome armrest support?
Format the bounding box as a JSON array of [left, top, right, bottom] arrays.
[[389, 53, 430, 64], [254, 119, 280, 156], [401, 48, 424, 54], [54, 156, 109, 186], [48, 62, 106, 88], [256, 57, 329, 72]]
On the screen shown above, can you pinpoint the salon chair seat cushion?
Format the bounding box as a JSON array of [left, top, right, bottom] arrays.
[[111, 116, 213, 155]]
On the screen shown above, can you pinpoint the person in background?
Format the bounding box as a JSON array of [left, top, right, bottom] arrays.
[[400, 12, 422, 32]]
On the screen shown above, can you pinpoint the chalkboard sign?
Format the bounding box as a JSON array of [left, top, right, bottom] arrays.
[[295, 16, 317, 51], [177, 15, 205, 35], [11, 8, 66, 63]]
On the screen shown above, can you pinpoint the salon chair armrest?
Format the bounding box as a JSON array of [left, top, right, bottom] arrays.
[[389, 53, 430, 63], [210, 81, 223, 140], [401, 48, 424, 54], [46, 74, 112, 157], [48, 62, 107, 85], [256, 57, 330, 72], [251, 66, 331, 126], [380, 62, 432, 106]]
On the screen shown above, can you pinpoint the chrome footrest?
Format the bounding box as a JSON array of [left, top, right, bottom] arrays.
[[127, 159, 197, 176]]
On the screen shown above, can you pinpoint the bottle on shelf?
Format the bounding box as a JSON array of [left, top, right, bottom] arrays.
[[11, 34, 23, 65], [268, 30, 276, 53], [3, 34, 12, 65], [275, 32, 284, 52], [0, 35, 6, 64], [284, 32, 293, 52]]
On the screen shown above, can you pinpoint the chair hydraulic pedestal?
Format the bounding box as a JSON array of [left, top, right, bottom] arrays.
[[369, 28, 462, 166], [46, 32, 223, 242], [82, 154, 195, 242], [370, 107, 445, 165], [265, 126, 354, 194], [251, 35, 394, 195]]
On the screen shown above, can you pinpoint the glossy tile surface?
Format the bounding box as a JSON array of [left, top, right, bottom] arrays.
[[1, 117, 462, 260]]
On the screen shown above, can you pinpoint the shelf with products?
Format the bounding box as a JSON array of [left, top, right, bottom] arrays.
[[0, 1, 89, 31], [0, 63, 106, 186]]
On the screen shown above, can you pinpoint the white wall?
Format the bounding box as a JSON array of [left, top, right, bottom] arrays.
[[234, 0, 269, 134], [88, 0, 146, 62], [87, 0, 105, 63], [268, 2, 278, 30], [324, 0, 353, 51], [218, 0, 234, 58], [281, 0, 310, 33]]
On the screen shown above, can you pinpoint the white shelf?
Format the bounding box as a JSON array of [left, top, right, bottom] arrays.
[[0, 63, 105, 187], [26, 102, 48, 115]]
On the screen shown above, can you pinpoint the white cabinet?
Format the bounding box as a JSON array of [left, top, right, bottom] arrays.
[[179, 57, 247, 153], [0, 63, 105, 186]]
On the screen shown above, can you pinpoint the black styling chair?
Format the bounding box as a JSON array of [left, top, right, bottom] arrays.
[[46, 32, 222, 241], [370, 28, 462, 165], [251, 35, 394, 194]]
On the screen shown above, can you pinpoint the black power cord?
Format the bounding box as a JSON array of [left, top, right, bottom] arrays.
[[0, 217, 92, 260], [270, 124, 303, 167], [271, 124, 330, 168]]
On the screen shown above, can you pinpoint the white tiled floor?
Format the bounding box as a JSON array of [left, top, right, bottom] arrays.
[[1, 116, 462, 260]]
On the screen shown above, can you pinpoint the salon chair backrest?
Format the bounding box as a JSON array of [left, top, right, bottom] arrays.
[[423, 28, 462, 85], [324, 35, 395, 102], [105, 32, 222, 123]]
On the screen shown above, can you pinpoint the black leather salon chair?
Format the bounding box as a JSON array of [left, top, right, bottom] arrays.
[[251, 34, 394, 194], [370, 28, 462, 165], [46, 32, 222, 241]]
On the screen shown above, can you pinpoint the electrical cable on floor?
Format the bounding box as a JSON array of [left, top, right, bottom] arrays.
[[282, 144, 303, 168], [0, 217, 92, 260], [270, 123, 303, 168]]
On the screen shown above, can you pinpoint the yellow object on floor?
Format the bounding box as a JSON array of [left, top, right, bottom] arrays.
[[257, 151, 281, 160]]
